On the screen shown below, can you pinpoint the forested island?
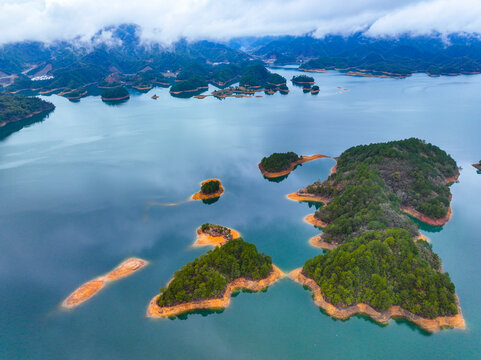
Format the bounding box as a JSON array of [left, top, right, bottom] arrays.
[[0, 93, 54, 126], [192, 179, 224, 201], [147, 238, 283, 317], [289, 138, 464, 331], [101, 86, 130, 101], [291, 75, 314, 85], [259, 152, 327, 178]]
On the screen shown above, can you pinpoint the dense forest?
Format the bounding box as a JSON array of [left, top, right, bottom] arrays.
[[0, 93, 54, 123], [157, 238, 272, 306], [201, 180, 220, 194], [101, 86, 129, 100], [170, 76, 208, 93], [291, 75, 314, 84], [260, 152, 300, 172], [303, 138, 458, 244], [303, 229, 457, 318]]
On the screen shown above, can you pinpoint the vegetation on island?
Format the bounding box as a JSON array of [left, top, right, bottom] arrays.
[[303, 138, 457, 244], [0, 93, 55, 124], [311, 85, 319, 92], [261, 152, 300, 172], [291, 75, 314, 84], [303, 229, 457, 318], [157, 238, 272, 306], [170, 76, 207, 93], [101, 86, 129, 100], [201, 180, 221, 194], [297, 138, 459, 319], [266, 73, 286, 85], [200, 223, 236, 240]]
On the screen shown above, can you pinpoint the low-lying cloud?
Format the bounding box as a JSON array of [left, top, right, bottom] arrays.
[[0, 0, 480, 45]]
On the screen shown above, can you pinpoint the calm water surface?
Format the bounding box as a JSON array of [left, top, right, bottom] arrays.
[[0, 69, 480, 359]]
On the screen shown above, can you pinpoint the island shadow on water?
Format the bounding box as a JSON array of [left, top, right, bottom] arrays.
[[408, 216, 443, 233], [202, 197, 220, 205], [0, 109, 54, 141]]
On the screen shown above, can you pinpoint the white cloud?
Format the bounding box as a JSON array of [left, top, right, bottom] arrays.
[[0, 0, 479, 45]]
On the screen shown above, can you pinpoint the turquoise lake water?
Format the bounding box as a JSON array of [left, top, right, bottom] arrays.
[[0, 69, 480, 359]]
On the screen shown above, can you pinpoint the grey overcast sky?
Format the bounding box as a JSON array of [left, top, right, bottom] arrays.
[[1, 0, 480, 45]]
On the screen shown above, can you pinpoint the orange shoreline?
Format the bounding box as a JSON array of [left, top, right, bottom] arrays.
[[309, 234, 338, 250], [304, 214, 328, 228], [472, 163, 481, 171], [169, 86, 209, 95], [193, 226, 241, 247], [101, 94, 130, 101], [191, 179, 224, 200], [146, 265, 284, 318], [287, 192, 331, 204], [62, 258, 148, 309], [402, 206, 452, 227], [259, 154, 329, 178], [289, 268, 465, 332]]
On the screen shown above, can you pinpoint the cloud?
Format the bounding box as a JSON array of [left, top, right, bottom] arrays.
[[0, 0, 479, 45]]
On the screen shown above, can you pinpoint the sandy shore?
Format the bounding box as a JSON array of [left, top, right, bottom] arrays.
[[169, 86, 208, 95], [309, 234, 338, 250], [193, 227, 241, 247], [286, 191, 331, 204], [289, 268, 465, 332], [472, 163, 481, 171], [304, 214, 328, 228], [191, 179, 224, 200], [62, 258, 148, 309], [259, 154, 329, 178], [445, 172, 460, 184], [402, 206, 452, 227], [146, 265, 284, 318]]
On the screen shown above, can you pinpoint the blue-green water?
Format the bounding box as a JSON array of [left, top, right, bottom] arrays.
[[1, 69, 480, 359]]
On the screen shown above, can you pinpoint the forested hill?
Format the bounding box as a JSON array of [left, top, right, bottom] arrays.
[[250, 33, 481, 76], [0, 93, 54, 124], [304, 138, 458, 244]]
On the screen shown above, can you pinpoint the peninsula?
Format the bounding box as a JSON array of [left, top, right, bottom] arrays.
[[62, 257, 148, 309], [193, 223, 241, 247], [0, 93, 55, 126], [259, 152, 328, 178], [192, 179, 224, 200], [147, 238, 283, 318]]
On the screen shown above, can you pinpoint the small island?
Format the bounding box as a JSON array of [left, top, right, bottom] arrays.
[[294, 229, 465, 332], [291, 75, 315, 85], [62, 258, 148, 309], [191, 179, 224, 201], [170, 76, 208, 96], [0, 93, 55, 127], [259, 152, 328, 178], [101, 86, 130, 101], [472, 161, 481, 171], [310, 85, 320, 94], [194, 223, 241, 247], [147, 238, 283, 318]]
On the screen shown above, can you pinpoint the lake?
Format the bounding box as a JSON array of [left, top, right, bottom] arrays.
[[0, 68, 480, 359]]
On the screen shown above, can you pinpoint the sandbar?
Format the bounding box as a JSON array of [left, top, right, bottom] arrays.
[[287, 192, 331, 204], [193, 226, 241, 247], [309, 234, 338, 250], [304, 214, 328, 228], [259, 154, 329, 178], [62, 257, 148, 309], [146, 265, 284, 318], [289, 268, 465, 333]]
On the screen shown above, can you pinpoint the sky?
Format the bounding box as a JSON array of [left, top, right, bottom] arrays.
[[0, 0, 481, 45]]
